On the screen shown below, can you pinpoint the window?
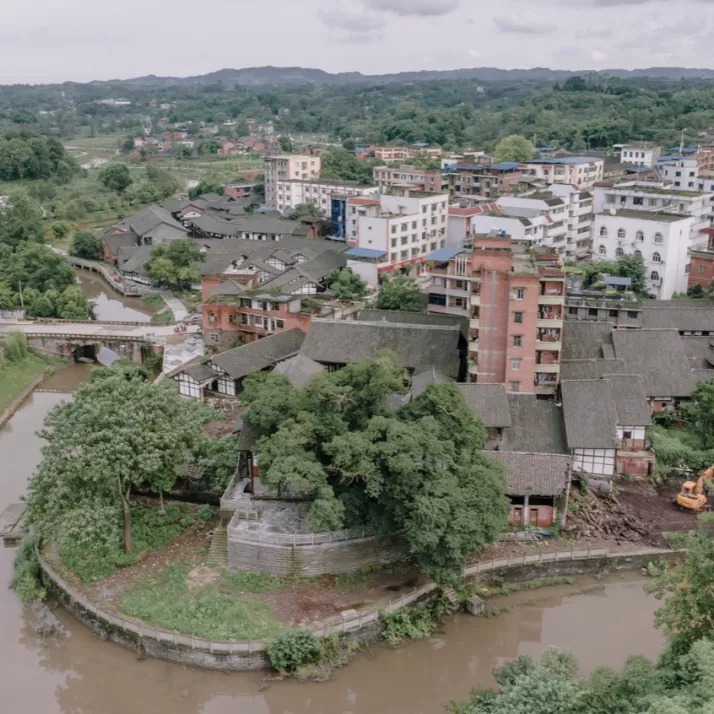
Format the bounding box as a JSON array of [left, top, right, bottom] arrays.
[[654, 232, 663, 244], [210, 333, 219, 344], [511, 358, 521, 371], [650, 271, 660, 282], [513, 311, 523, 324], [609, 309, 619, 318], [627, 310, 639, 319], [648, 198, 657, 207], [652, 252, 661, 263], [633, 197, 643, 206], [616, 247, 624, 258], [700, 264, 707, 274], [617, 228, 626, 239], [513, 335, 522, 347], [598, 244, 607, 255], [514, 287, 525, 300], [623, 430, 633, 440], [509, 382, 520, 393], [634, 250, 642, 257], [599, 226, 608, 237], [636, 231, 644, 242], [391, 225, 396, 234]]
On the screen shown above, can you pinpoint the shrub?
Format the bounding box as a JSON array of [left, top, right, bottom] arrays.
[[381, 594, 452, 645], [267, 629, 323, 672], [11, 532, 46, 603], [2, 332, 29, 362]]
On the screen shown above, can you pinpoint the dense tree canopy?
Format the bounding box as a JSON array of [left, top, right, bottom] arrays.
[[242, 354, 509, 584], [327, 267, 368, 301], [69, 229, 102, 259], [146, 239, 203, 288], [0, 133, 77, 182], [25, 366, 233, 564], [494, 134, 534, 162], [375, 275, 424, 312], [98, 162, 133, 192]]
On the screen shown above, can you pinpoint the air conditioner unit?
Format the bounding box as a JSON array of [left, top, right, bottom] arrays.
[[509, 293, 517, 300]]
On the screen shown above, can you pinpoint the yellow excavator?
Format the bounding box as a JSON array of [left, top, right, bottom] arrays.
[[675, 465, 714, 511]]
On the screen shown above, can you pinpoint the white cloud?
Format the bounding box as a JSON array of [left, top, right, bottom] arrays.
[[363, 0, 460, 16], [493, 13, 553, 34], [591, 48, 608, 61], [467, 49, 481, 59], [318, 3, 382, 33]]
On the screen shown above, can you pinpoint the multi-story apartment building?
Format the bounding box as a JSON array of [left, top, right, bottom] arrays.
[[659, 156, 714, 195], [497, 194, 569, 254], [593, 209, 694, 298], [263, 154, 321, 208], [619, 144, 661, 167], [446, 202, 500, 247], [275, 178, 378, 215], [372, 165, 447, 194], [548, 184, 594, 260], [345, 192, 449, 273], [593, 180, 714, 251], [520, 157, 604, 190], [443, 162, 524, 199], [425, 233, 565, 396]]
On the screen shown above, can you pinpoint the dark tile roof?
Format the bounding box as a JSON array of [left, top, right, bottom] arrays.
[[204, 280, 246, 299], [501, 395, 567, 454], [357, 309, 469, 340], [104, 233, 137, 254], [458, 384, 512, 428], [603, 374, 652, 427], [560, 359, 626, 381], [411, 367, 449, 398], [116, 245, 152, 275], [562, 322, 613, 360], [681, 336, 714, 370], [272, 353, 326, 388], [210, 328, 306, 379], [485, 451, 571, 497], [641, 302, 714, 332], [300, 319, 461, 378], [561, 380, 618, 449], [184, 363, 218, 383], [126, 205, 186, 238], [611, 328, 695, 397]]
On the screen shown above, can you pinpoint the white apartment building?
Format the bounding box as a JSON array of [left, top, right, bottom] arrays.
[[347, 192, 449, 272], [275, 179, 378, 215], [593, 209, 694, 298], [263, 155, 321, 208], [620, 144, 661, 167], [520, 157, 604, 190], [497, 195, 568, 254], [659, 156, 714, 194], [593, 180, 713, 250], [548, 183, 594, 260]]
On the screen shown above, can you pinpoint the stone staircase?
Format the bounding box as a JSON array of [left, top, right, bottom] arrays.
[[440, 587, 461, 611], [207, 526, 228, 568]]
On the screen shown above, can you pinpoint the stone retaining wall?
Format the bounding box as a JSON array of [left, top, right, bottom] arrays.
[[38, 545, 680, 672], [0, 372, 49, 429], [227, 533, 411, 577]]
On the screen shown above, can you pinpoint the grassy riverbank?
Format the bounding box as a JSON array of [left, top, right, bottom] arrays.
[[0, 353, 61, 414]]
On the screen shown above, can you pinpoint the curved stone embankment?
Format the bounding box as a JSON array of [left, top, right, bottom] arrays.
[[0, 372, 51, 430], [38, 546, 681, 672]]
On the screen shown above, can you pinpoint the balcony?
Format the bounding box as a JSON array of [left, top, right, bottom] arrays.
[[538, 294, 564, 305], [537, 317, 563, 329], [470, 294, 481, 307], [469, 317, 480, 330], [468, 339, 479, 353], [535, 363, 560, 374], [468, 361, 478, 376], [536, 340, 562, 351], [535, 384, 558, 396]]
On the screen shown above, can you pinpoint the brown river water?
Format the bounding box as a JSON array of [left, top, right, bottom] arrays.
[[75, 270, 156, 323], [0, 366, 667, 714]]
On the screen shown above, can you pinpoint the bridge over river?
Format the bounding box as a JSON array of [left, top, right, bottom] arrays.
[[0, 320, 200, 363]]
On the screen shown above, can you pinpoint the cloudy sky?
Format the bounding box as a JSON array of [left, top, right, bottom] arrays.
[[3, 0, 714, 84]]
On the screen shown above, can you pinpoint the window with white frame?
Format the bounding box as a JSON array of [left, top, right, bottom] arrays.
[[599, 226, 608, 237], [636, 231, 644, 242], [652, 252, 662, 263], [617, 228, 626, 239], [654, 232, 664, 244], [598, 245, 606, 255], [616, 247, 624, 257], [650, 271, 660, 282], [634, 250, 642, 257]]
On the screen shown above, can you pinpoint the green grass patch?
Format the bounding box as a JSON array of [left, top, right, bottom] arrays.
[[142, 293, 166, 308], [121, 562, 283, 640], [151, 308, 173, 325], [332, 562, 412, 592], [662, 426, 705, 450], [220, 568, 286, 594], [0, 353, 59, 413]]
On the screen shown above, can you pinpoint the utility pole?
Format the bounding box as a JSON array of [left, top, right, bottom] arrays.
[[17, 281, 24, 310]]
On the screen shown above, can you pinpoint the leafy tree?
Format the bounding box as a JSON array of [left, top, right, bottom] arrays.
[[25, 366, 212, 555], [375, 275, 424, 312], [70, 229, 102, 259], [320, 148, 378, 185], [328, 267, 368, 301], [681, 378, 714, 448], [56, 285, 91, 319], [616, 253, 648, 297], [146, 240, 202, 288], [188, 180, 224, 199], [494, 134, 534, 162], [0, 280, 17, 309], [286, 202, 321, 219], [242, 358, 508, 584], [277, 135, 294, 153], [50, 221, 70, 242], [98, 162, 133, 193], [0, 191, 43, 248]]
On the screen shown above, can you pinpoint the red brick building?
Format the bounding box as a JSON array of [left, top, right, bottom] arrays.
[[426, 234, 565, 396], [688, 228, 714, 291]]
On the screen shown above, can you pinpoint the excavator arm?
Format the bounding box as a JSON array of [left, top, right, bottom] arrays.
[[694, 465, 714, 496]]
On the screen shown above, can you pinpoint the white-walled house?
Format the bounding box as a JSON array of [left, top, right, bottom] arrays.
[[592, 209, 693, 298], [520, 157, 604, 190], [620, 144, 661, 167]]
